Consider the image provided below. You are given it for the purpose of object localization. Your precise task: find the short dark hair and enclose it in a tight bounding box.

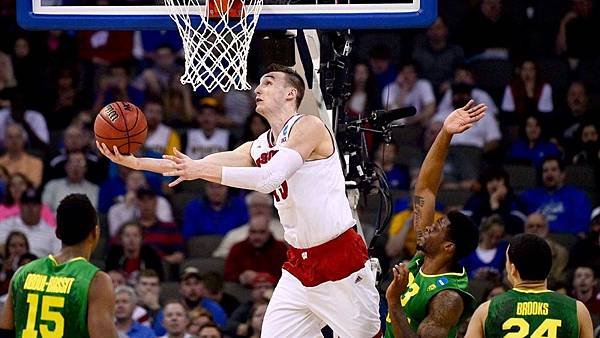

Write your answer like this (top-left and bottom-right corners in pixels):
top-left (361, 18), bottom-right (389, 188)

top-left (201, 271), bottom-right (224, 295)
top-left (480, 166), bottom-right (510, 188)
top-left (198, 322), bottom-right (223, 337)
top-left (541, 155), bottom-right (565, 172)
top-left (56, 194), bottom-right (98, 246)
top-left (446, 210), bottom-right (479, 260)
top-left (508, 234), bottom-right (552, 281)
top-left (266, 64), bottom-right (305, 109)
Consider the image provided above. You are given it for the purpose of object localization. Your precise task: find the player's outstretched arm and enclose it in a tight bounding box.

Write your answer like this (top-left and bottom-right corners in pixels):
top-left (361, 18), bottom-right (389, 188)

top-left (413, 100), bottom-right (486, 238)
top-left (464, 301), bottom-right (490, 338)
top-left (576, 300), bottom-right (594, 338)
top-left (96, 141), bottom-right (175, 174)
top-left (163, 115), bottom-right (328, 189)
top-left (88, 271), bottom-right (118, 338)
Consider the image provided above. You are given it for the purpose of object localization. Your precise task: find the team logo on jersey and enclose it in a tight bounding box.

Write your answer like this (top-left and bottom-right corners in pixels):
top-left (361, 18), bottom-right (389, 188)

top-left (427, 284), bottom-right (437, 292)
top-left (436, 277), bottom-right (449, 287)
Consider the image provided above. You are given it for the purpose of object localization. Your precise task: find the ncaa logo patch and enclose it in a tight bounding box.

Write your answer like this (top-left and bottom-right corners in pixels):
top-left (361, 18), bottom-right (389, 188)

top-left (436, 277), bottom-right (449, 287)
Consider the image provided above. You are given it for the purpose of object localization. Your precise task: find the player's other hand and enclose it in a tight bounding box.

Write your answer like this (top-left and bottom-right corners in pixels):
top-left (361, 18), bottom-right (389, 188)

top-left (386, 263), bottom-right (409, 305)
top-left (96, 141), bottom-right (139, 170)
top-left (162, 147), bottom-right (199, 188)
top-left (443, 100), bottom-right (486, 135)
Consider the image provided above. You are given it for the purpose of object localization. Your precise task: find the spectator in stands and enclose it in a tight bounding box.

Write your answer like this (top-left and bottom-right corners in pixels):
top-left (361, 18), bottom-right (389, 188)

top-left (93, 62), bottom-right (145, 113)
top-left (458, 0), bottom-right (519, 59)
top-left (0, 52), bottom-right (16, 108)
top-left (0, 188), bottom-right (59, 257)
top-left (368, 44), bottom-right (397, 94)
top-left (483, 283), bottom-right (508, 301)
top-left (224, 214), bottom-right (287, 284)
top-left (461, 214), bottom-right (508, 281)
top-left (572, 120), bottom-right (600, 167)
top-left (556, 0), bottom-right (600, 68)
top-left (198, 323), bottom-right (223, 338)
top-left (133, 45), bottom-right (181, 97)
top-left (523, 212), bottom-right (569, 286)
top-left (178, 267), bottom-right (228, 327)
top-left (507, 114), bottom-right (561, 168)
top-left (570, 207), bottom-right (600, 269)
top-left (571, 265), bottom-right (600, 319)
top-left (159, 301), bottom-right (194, 338)
top-left (106, 222), bottom-right (164, 284)
top-left (109, 269), bottom-right (127, 289)
top-left (185, 100), bottom-right (234, 160)
top-left (346, 63), bottom-right (380, 118)
top-left (42, 151), bottom-right (99, 212)
top-left (108, 170), bottom-right (173, 236)
top-left (247, 302), bottom-right (267, 338)
top-left (132, 31), bottom-right (183, 63)
top-left (213, 192), bottom-right (282, 259)
top-left (432, 83), bottom-right (502, 189)
top-left (463, 166), bottom-right (526, 235)
top-left (47, 124), bottom-right (106, 184)
top-left (520, 155), bottom-right (591, 235)
top-left (163, 71), bottom-right (194, 128)
top-left (0, 91), bottom-right (48, 153)
top-left (240, 113), bottom-right (269, 144)
top-left (0, 123), bottom-right (43, 188)
top-left (45, 68), bottom-right (83, 131)
top-left (381, 62), bottom-right (436, 126)
top-left (114, 285), bottom-right (157, 338)
top-left (0, 173), bottom-right (55, 226)
top-left (200, 272), bottom-right (240, 316)
top-left (412, 17), bottom-right (465, 95)
top-left (12, 36), bottom-right (44, 108)
top-left (556, 81), bottom-right (597, 151)
top-left (213, 86), bottom-right (257, 130)
top-left (225, 273), bottom-right (275, 338)
top-left (501, 60), bottom-right (553, 120)
top-left (183, 182), bottom-right (248, 238)
top-left (373, 143), bottom-right (410, 190)
top-left (0, 231), bottom-right (28, 295)
top-left (187, 308), bottom-right (214, 337)
top-left (437, 65), bottom-right (498, 118)
top-left (135, 269), bottom-right (162, 331)
top-left (143, 98), bottom-right (181, 156)
top-left (135, 188), bottom-right (183, 265)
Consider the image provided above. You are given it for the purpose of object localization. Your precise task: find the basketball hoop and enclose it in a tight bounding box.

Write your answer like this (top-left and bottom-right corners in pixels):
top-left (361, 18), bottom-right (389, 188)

top-left (164, 0), bottom-right (263, 92)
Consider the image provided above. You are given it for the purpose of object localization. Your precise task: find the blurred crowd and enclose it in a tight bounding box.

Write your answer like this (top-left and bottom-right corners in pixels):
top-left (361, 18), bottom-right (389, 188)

top-left (1, 0), bottom-right (600, 337)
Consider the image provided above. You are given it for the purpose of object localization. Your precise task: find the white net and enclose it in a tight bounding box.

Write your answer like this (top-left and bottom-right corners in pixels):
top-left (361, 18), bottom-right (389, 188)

top-left (164, 0), bottom-right (263, 92)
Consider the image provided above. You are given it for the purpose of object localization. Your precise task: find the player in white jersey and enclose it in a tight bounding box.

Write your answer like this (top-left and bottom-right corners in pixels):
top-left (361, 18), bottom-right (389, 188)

top-left (97, 64), bottom-right (381, 337)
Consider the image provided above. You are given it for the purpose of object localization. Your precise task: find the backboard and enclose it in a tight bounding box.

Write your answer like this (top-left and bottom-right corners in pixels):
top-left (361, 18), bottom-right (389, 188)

top-left (18, 0), bottom-right (436, 30)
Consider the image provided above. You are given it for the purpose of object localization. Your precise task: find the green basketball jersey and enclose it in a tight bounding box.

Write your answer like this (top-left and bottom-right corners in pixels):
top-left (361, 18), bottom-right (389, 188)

top-left (385, 254), bottom-right (475, 338)
top-left (484, 288), bottom-right (579, 338)
top-left (11, 255), bottom-right (99, 338)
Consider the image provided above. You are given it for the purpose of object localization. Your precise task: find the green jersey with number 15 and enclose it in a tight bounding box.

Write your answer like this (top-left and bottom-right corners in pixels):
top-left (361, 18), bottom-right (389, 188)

top-left (385, 254), bottom-right (475, 338)
top-left (11, 255), bottom-right (99, 338)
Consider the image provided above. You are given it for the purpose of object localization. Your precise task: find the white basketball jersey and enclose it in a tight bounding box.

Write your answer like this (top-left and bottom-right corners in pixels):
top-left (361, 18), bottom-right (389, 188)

top-left (186, 128), bottom-right (230, 160)
top-left (250, 114), bottom-right (355, 248)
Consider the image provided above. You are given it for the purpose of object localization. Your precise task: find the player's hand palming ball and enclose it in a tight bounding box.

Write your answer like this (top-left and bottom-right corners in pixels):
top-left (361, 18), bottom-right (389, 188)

top-left (94, 101), bottom-right (148, 154)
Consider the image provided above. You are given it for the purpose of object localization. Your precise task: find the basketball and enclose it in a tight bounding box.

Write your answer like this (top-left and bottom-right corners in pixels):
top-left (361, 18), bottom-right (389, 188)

top-left (94, 101), bottom-right (148, 154)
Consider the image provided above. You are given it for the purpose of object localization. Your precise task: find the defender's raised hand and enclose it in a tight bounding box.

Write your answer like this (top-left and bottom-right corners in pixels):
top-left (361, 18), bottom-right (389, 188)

top-left (443, 100), bottom-right (487, 135)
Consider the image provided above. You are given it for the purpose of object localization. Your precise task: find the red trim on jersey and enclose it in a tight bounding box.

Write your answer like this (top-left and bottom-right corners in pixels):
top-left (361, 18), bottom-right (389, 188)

top-left (283, 227), bottom-right (369, 287)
